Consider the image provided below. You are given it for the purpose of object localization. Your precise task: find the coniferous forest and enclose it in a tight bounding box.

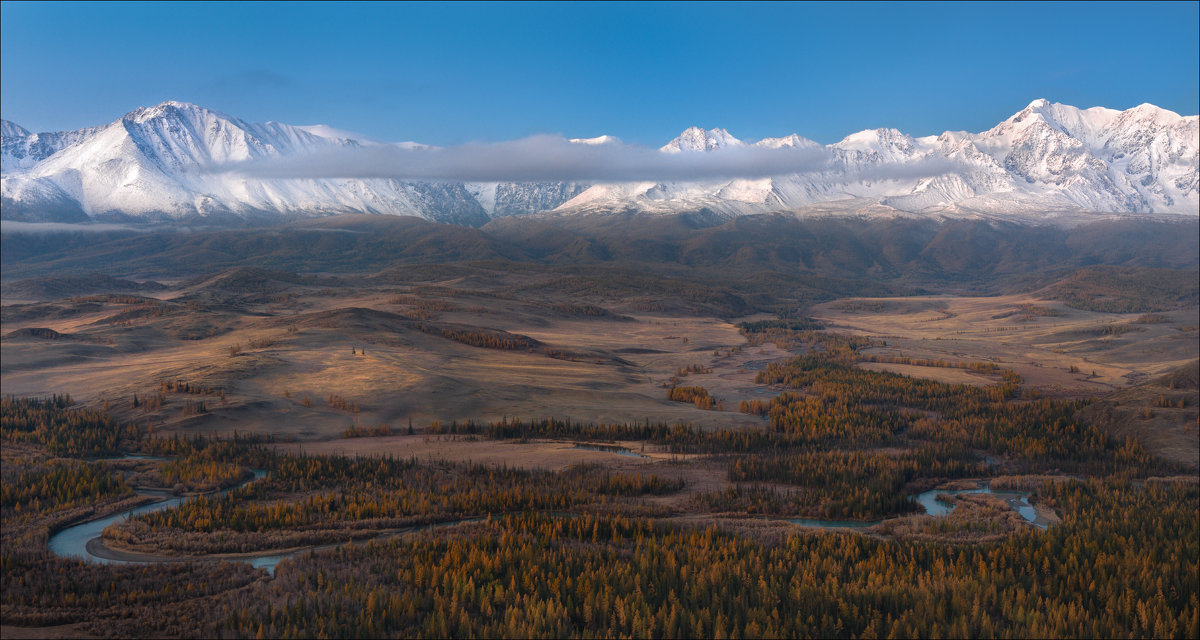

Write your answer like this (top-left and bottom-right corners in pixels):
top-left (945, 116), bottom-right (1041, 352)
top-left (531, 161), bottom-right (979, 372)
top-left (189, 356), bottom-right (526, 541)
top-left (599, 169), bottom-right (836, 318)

top-left (2, 316), bottom-right (1197, 639)
top-left (3, 184), bottom-right (1200, 640)
top-left (3, 1), bottom-right (1200, 634)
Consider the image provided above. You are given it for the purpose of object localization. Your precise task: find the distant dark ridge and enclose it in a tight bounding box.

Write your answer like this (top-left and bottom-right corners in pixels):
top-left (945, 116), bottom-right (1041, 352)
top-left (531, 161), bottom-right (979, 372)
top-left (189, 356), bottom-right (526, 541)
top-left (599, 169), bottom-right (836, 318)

top-left (182, 267), bottom-right (343, 293)
top-left (1039, 266), bottom-right (1200, 313)
top-left (262, 307), bottom-right (542, 352)
top-left (3, 214), bottom-right (1196, 292)
top-left (414, 322), bottom-right (542, 351)
top-left (4, 327), bottom-right (71, 340)
top-left (548, 302), bottom-right (633, 321)
top-left (1, 273), bottom-right (166, 300)
top-left (269, 307), bottom-right (415, 334)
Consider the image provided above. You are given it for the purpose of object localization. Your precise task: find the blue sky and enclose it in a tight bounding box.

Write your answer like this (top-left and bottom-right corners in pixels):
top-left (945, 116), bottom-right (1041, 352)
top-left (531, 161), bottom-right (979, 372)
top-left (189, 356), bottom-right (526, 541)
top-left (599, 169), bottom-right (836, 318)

top-left (2, 1), bottom-right (1197, 145)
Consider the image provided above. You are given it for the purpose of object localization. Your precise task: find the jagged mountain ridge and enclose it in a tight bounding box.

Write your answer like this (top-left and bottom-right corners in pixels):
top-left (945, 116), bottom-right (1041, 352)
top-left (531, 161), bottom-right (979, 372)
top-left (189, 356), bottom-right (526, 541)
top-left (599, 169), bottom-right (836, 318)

top-left (562, 101), bottom-right (1197, 220)
top-left (1, 99), bottom-right (1196, 225)
top-left (0, 103), bottom-right (578, 225)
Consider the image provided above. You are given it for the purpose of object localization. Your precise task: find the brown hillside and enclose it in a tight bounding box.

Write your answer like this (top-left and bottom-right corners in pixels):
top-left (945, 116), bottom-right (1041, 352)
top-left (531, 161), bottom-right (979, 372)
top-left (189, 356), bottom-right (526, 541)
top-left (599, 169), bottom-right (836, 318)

top-left (1077, 360), bottom-right (1200, 470)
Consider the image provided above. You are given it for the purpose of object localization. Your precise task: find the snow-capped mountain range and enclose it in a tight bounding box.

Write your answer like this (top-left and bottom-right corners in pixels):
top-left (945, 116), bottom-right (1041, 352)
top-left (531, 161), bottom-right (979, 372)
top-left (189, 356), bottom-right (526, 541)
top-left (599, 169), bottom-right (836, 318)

top-left (2, 99), bottom-right (1196, 225)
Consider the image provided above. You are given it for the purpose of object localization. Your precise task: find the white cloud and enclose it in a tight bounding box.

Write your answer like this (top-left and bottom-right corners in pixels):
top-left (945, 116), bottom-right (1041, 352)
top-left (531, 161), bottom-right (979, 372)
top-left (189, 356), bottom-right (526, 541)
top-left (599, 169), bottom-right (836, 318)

top-left (212, 134), bottom-right (961, 183)
top-left (0, 220), bottom-right (147, 233)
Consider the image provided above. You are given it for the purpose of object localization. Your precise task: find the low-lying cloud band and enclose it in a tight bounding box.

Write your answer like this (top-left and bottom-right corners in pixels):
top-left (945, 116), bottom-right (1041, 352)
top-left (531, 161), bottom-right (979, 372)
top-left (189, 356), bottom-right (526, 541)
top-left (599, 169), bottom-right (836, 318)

top-left (213, 135), bottom-right (961, 183)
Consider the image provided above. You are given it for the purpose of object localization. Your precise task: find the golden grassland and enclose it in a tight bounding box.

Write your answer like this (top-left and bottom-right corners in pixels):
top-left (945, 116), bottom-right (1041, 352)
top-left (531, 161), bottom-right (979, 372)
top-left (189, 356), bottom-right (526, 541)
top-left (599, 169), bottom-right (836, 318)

top-left (3, 283), bottom-right (1196, 472)
top-left (857, 361), bottom-right (998, 386)
top-left (813, 294), bottom-right (1199, 398)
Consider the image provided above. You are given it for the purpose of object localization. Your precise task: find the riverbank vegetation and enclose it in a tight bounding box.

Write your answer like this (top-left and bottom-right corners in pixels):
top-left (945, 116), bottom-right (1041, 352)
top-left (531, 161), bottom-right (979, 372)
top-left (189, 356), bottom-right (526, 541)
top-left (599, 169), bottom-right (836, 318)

top-left (106, 456), bottom-right (683, 554)
top-left (3, 322), bottom-right (1197, 637)
top-left (104, 480), bottom-right (1200, 639)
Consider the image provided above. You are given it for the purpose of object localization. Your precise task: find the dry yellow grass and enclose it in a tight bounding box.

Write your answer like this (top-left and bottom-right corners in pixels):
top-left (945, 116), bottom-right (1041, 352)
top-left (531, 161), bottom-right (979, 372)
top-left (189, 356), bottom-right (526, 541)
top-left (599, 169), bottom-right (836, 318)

top-left (856, 362), bottom-right (997, 386)
top-left (6, 286), bottom-right (1195, 445)
top-left (273, 435), bottom-right (728, 510)
top-left (814, 294), bottom-right (1199, 398)
top-left (1, 294), bottom-right (765, 440)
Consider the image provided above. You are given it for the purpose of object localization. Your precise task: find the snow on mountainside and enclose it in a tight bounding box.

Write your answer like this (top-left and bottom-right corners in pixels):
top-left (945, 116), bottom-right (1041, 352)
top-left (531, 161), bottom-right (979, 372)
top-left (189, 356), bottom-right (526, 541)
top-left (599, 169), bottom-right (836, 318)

top-left (660, 127), bottom-right (744, 153)
top-left (0, 102), bottom-right (577, 224)
top-left (1, 99), bottom-right (1196, 225)
top-left (557, 100), bottom-right (1197, 221)
top-left (1, 120), bottom-right (30, 138)
top-left (569, 135), bottom-right (621, 146)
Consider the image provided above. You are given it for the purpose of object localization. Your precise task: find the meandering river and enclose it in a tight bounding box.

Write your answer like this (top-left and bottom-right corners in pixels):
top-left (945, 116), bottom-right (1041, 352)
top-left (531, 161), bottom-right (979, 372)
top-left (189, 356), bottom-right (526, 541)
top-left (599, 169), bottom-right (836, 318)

top-left (47, 468), bottom-right (292, 571)
top-left (791, 484), bottom-right (1048, 530)
top-left (49, 457), bottom-right (1050, 574)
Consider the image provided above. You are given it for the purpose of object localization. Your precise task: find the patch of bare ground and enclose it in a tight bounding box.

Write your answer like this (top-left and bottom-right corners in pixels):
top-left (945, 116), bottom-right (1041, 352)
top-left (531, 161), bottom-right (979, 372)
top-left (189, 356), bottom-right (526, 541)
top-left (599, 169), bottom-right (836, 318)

top-left (0, 624), bottom-right (97, 639)
top-left (857, 362), bottom-right (997, 386)
top-left (1076, 360), bottom-right (1200, 470)
top-left (274, 436), bottom-right (679, 470)
top-left (988, 475), bottom-right (1080, 491)
top-left (813, 294), bottom-right (1199, 399)
top-left (660, 342), bottom-right (791, 416)
top-left (639, 458), bottom-right (731, 510)
top-left (274, 434), bottom-right (728, 512)
top-left (1145, 475), bottom-right (1200, 486)
top-left (2, 289), bottom-right (773, 441)
top-left (1034, 503), bottom-right (1062, 527)
top-left (936, 479), bottom-right (984, 490)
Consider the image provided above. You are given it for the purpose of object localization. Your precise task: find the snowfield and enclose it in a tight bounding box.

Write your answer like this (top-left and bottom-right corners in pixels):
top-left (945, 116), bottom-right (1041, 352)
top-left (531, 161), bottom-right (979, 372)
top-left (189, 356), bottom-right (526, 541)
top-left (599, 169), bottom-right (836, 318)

top-left (1, 99), bottom-right (1196, 225)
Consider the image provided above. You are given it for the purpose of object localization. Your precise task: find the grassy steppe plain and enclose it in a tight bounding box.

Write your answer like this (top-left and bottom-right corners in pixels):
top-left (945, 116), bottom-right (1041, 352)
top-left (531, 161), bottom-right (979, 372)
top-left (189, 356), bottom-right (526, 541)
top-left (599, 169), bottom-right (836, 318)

top-left (3, 279), bottom-right (1195, 451)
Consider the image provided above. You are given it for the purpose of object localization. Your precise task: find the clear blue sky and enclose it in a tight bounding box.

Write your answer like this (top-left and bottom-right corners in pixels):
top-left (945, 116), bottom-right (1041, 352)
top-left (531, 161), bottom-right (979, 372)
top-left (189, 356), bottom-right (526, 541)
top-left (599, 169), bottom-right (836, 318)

top-left (2, 1), bottom-right (1197, 145)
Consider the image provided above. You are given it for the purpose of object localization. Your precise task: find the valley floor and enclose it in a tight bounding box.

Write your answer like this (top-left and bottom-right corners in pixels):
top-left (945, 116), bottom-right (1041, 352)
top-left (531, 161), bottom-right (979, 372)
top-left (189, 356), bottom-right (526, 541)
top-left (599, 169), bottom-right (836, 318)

top-left (2, 259), bottom-right (1197, 638)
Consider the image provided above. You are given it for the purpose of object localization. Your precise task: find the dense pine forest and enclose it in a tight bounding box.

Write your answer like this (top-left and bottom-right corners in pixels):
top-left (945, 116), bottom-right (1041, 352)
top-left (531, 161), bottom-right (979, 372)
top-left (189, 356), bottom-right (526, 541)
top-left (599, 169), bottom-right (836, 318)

top-left (2, 320), bottom-right (1197, 638)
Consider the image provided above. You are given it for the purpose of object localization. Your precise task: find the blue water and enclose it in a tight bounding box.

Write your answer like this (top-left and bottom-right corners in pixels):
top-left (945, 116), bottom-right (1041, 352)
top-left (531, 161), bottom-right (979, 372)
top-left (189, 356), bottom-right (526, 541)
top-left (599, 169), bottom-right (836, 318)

top-left (914, 486), bottom-right (1041, 527)
top-left (47, 465), bottom-right (282, 570)
top-left (247, 554), bottom-right (292, 571)
top-left (48, 496), bottom-right (188, 562)
top-left (791, 485), bottom-right (1043, 530)
top-left (94, 454), bottom-right (171, 462)
top-left (54, 455), bottom-right (1044, 573)
top-left (49, 464), bottom-right (490, 575)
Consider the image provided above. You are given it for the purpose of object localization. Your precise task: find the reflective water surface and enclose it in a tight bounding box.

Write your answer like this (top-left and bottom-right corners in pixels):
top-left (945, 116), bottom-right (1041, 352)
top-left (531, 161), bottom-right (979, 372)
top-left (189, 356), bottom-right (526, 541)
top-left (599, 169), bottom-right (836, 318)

top-left (791, 485), bottom-right (1044, 530)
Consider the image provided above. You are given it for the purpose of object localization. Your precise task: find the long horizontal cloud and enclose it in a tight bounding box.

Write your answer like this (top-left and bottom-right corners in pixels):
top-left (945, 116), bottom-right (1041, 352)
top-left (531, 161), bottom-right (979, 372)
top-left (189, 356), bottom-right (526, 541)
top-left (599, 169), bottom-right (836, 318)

top-left (212, 135), bottom-right (964, 184)
top-left (0, 220), bottom-right (148, 233)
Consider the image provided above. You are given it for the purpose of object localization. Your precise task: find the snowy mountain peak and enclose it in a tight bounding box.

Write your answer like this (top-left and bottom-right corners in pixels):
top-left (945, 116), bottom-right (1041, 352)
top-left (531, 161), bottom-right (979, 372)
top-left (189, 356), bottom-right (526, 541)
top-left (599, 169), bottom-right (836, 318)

top-left (1, 119), bottom-right (31, 139)
top-left (1000, 99), bottom-right (1124, 141)
top-left (1123, 102), bottom-right (1188, 126)
top-left (835, 128), bottom-right (915, 154)
top-left (661, 127), bottom-right (743, 153)
top-left (755, 134), bottom-right (820, 149)
top-left (123, 100), bottom-right (228, 125)
top-left (2, 100), bottom-right (1196, 225)
top-left (1009, 98), bottom-right (1061, 122)
top-left (837, 127), bottom-right (901, 144)
top-left (569, 135), bottom-right (621, 146)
